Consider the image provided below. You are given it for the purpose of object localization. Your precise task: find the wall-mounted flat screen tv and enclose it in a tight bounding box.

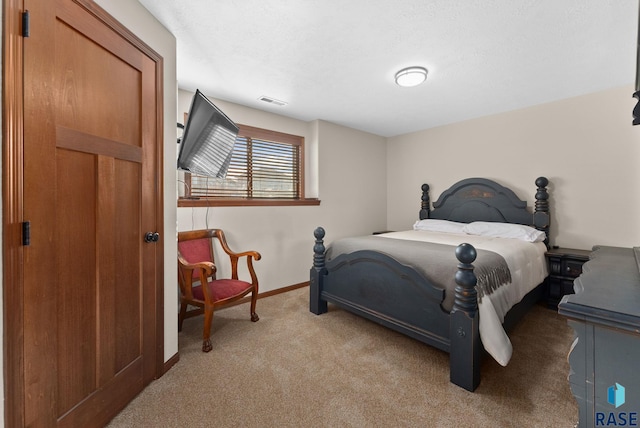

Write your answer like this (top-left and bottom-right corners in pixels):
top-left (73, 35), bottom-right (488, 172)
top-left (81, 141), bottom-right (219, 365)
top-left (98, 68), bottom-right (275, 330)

top-left (177, 89), bottom-right (239, 177)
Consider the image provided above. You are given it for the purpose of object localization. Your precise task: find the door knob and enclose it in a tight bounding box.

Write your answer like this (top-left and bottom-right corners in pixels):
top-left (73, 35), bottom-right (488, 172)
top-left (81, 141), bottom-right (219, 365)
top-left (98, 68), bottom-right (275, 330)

top-left (144, 232), bottom-right (160, 243)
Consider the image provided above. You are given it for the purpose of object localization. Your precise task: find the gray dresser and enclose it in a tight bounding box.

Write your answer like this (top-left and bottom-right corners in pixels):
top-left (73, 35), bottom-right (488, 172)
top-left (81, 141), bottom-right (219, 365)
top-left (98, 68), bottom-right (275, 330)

top-left (558, 246), bottom-right (640, 427)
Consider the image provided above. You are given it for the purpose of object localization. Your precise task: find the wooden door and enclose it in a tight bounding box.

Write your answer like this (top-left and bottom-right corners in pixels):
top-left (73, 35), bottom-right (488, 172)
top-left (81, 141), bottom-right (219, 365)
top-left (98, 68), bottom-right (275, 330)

top-left (3, 0), bottom-right (164, 426)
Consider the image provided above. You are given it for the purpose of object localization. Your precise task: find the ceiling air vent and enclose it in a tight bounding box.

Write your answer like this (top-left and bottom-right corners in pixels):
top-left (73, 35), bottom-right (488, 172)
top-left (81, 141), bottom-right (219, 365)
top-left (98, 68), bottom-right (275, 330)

top-left (258, 96), bottom-right (287, 106)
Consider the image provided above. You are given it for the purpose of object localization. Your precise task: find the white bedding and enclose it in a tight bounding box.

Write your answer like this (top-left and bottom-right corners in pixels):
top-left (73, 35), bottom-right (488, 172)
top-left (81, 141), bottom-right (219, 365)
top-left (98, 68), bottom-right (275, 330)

top-left (376, 229), bottom-right (548, 366)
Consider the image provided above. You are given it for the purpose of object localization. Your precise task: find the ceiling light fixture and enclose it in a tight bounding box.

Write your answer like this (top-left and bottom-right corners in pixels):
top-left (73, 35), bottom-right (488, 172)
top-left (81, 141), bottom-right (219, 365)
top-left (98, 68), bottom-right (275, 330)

top-left (394, 66), bottom-right (428, 87)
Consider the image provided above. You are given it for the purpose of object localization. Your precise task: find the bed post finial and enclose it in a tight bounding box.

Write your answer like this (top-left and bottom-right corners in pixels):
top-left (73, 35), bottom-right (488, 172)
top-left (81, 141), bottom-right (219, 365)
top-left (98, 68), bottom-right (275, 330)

top-left (450, 243), bottom-right (481, 392)
top-left (453, 243), bottom-right (478, 315)
top-left (313, 227), bottom-right (326, 270)
top-left (419, 184), bottom-right (431, 220)
top-left (310, 227), bottom-right (328, 314)
top-left (533, 177), bottom-right (550, 248)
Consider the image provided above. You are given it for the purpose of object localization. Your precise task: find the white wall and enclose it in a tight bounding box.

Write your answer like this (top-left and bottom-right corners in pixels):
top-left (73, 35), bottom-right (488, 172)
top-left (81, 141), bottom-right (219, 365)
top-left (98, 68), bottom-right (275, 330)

top-left (94, 0), bottom-right (179, 361)
top-left (177, 90), bottom-right (388, 293)
top-left (387, 85), bottom-right (640, 249)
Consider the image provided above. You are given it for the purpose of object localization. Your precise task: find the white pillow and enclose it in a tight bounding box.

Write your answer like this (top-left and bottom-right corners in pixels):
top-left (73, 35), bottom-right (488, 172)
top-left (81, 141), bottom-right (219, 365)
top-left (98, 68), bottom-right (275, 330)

top-left (462, 221), bottom-right (546, 243)
top-left (413, 219), bottom-right (466, 234)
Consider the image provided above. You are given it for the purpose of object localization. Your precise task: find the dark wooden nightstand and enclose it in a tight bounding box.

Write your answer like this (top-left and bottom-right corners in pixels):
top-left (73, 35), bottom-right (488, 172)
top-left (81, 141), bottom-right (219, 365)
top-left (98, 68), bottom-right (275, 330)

top-left (545, 247), bottom-right (591, 308)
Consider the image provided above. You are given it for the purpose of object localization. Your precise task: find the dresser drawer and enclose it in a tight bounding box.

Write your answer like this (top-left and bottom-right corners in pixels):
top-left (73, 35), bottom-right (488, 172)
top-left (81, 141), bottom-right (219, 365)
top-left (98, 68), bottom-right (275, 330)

top-left (562, 259), bottom-right (584, 279)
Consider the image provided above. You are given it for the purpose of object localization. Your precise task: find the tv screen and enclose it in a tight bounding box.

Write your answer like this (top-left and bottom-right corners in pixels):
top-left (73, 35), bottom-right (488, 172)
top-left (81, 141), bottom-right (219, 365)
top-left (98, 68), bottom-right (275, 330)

top-left (177, 90), bottom-right (239, 177)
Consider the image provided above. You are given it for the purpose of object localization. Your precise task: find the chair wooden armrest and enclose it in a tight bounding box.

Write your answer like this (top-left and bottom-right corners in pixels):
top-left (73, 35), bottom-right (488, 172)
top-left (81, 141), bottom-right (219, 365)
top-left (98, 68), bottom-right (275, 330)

top-left (177, 256), bottom-right (216, 300)
top-left (177, 255), bottom-right (216, 276)
top-left (211, 229), bottom-right (261, 280)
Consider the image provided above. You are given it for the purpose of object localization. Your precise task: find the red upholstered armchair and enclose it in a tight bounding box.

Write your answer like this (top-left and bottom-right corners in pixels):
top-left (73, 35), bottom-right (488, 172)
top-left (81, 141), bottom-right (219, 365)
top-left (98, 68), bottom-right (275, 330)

top-left (177, 229), bottom-right (261, 352)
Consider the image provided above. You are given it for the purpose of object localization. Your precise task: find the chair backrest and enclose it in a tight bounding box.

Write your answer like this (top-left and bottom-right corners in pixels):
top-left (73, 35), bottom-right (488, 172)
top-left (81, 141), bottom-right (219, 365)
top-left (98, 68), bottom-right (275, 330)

top-left (178, 233), bottom-right (216, 282)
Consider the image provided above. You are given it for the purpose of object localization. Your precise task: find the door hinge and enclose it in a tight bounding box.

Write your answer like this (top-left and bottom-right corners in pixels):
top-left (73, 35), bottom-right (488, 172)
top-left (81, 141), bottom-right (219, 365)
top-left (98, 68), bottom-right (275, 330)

top-left (22, 221), bottom-right (30, 246)
top-left (22, 10), bottom-right (30, 38)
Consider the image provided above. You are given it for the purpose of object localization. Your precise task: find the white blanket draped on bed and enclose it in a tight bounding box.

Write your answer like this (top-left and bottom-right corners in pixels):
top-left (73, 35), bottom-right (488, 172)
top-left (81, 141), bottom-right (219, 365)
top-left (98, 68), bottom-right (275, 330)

top-left (375, 230), bottom-right (548, 366)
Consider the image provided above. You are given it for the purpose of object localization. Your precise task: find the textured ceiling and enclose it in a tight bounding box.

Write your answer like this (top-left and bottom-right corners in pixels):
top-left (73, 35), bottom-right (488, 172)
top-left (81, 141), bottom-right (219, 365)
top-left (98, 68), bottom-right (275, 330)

top-left (138, 0), bottom-right (638, 137)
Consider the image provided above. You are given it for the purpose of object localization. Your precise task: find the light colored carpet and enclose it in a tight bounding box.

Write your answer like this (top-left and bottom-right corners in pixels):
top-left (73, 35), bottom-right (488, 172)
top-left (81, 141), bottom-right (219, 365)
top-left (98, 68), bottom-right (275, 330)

top-left (108, 287), bottom-right (578, 427)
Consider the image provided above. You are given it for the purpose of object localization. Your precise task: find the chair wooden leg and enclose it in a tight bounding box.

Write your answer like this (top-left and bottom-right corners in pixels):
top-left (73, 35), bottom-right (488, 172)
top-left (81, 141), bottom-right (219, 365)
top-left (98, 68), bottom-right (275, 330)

top-left (250, 291), bottom-right (259, 322)
top-left (202, 305), bottom-right (214, 352)
top-left (178, 302), bottom-right (188, 332)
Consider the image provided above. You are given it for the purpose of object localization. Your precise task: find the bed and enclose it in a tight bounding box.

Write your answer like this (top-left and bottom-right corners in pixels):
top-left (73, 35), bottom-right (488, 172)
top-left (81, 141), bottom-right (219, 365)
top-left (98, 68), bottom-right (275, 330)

top-left (309, 177), bottom-right (550, 391)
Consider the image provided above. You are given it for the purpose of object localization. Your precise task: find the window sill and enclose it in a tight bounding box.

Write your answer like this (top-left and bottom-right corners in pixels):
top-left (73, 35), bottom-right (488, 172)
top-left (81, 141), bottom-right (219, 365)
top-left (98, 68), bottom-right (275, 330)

top-left (178, 198), bottom-right (321, 208)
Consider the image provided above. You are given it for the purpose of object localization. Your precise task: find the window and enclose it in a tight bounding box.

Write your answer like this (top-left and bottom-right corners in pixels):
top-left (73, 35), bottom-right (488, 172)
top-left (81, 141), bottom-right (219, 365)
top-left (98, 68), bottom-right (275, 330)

top-left (179, 124), bottom-right (319, 207)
